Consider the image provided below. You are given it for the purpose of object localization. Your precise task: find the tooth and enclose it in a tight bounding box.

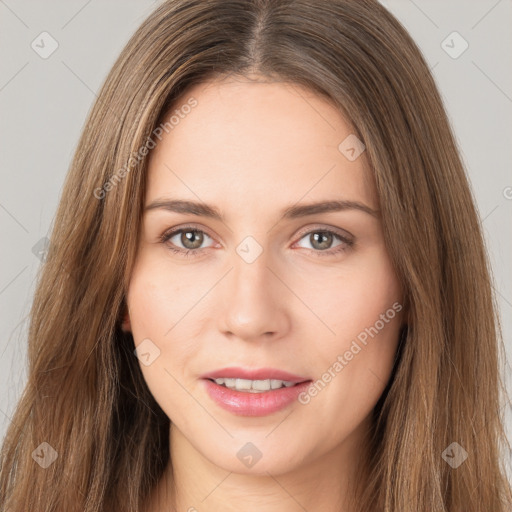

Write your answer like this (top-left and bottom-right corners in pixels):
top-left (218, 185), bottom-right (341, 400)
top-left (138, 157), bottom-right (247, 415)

top-left (270, 379), bottom-right (283, 390)
top-left (253, 379), bottom-right (272, 391)
top-left (235, 378), bottom-right (252, 390)
top-left (212, 377), bottom-right (297, 392)
top-left (224, 378), bottom-right (236, 389)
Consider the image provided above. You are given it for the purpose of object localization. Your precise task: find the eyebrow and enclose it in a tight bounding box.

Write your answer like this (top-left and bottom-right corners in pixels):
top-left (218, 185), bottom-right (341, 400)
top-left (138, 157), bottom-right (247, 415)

top-left (145, 198), bottom-right (379, 220)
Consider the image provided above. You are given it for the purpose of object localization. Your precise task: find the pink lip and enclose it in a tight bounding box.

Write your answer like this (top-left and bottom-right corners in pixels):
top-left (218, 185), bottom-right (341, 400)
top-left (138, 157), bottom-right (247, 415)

top-left (200, 367), bottom-right (312, 417)
top-left (200, 367), bottom-right (309, 383)
top-left (202, 380), bottom-right (312, 416)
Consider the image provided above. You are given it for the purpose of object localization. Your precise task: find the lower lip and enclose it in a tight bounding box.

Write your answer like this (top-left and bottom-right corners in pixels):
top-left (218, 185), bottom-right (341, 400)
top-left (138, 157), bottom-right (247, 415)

top-left (202, 379), bottom-right (312, 416)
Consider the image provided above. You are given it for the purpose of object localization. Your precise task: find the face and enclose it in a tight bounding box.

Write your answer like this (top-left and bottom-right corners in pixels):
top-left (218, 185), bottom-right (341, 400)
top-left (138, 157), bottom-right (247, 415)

top-left (125, 76), bottom-right (404, 477)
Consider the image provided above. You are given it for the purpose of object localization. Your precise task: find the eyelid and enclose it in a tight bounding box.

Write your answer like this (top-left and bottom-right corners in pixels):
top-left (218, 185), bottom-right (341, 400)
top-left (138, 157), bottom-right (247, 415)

top-left (293, 223), bottom-right (354, 243)
top-left (160, 223), bottom-right (218, 246)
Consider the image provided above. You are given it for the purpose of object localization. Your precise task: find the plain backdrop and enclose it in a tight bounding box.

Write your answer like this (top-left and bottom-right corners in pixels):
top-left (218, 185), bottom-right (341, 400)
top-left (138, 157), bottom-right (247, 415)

top-left (1, 0), bottom-right (511, 477)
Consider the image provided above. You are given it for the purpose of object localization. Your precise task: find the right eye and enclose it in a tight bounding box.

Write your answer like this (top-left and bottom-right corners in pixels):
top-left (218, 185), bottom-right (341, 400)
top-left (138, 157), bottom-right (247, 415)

top-left (160, 226), bottom-right (216, 258)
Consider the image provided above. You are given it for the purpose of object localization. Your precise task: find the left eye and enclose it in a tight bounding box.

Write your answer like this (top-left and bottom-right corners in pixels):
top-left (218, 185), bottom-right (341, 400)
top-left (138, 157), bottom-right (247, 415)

top-left (295, 230), bottom-right (351, 254)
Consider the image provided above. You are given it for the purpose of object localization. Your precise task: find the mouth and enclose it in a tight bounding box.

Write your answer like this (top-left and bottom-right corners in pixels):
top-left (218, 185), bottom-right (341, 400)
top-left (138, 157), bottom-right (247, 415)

top-left (200, 367), bottom-right (312, 416)
top-left (201, 366), bottom-right (310, 390)
top-left (205, 377), bottom-right (301, 393)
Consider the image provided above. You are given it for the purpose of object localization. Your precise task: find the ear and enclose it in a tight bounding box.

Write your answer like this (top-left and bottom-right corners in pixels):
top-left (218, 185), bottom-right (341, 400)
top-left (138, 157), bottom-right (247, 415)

top-left (120, 304), bottom-right (131, 332)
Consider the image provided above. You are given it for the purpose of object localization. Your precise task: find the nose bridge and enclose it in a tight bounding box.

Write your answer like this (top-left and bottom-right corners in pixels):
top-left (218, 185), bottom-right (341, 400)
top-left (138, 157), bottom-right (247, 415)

top-left (218, 239), bottom-right (289, 340)
top-left (230, 233), bottom-right (272, 298)
top-left (231, 244), bottom-right (273, 314)
top-left (233, 248), bottom-right (268, 300)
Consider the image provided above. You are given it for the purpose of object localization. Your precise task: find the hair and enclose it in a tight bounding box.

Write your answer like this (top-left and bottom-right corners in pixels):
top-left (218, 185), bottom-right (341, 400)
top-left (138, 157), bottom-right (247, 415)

top-left (1, 0), bottom-right (510, 510)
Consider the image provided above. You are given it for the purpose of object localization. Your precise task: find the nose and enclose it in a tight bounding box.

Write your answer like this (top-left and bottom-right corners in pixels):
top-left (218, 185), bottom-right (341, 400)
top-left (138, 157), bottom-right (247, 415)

top-left (217, 249), bottom-right (291, 343)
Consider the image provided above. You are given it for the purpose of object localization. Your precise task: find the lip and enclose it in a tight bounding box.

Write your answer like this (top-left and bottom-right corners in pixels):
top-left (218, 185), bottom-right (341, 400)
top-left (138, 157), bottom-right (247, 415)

top-left (202, 380), bottom-right (312, 416)
top-left (201, 367), bottom-right (312, 417)
top-left (200, 367), bottom-right (310, 383)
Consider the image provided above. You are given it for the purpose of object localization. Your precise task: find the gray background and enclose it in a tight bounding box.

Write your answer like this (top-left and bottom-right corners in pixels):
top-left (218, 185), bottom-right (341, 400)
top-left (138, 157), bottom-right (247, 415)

top-left (1, 0), bottom-right (511, 476)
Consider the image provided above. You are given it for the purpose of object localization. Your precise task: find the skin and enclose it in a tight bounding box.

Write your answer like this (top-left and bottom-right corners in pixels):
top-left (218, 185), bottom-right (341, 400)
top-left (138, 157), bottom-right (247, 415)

top-left (124, 75), bottom-right (404, 512)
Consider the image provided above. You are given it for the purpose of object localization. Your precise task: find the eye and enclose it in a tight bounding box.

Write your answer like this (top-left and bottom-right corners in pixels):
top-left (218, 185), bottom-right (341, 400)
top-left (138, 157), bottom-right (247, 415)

top-left (160, 226), bottom-right (215, 258)
top-left (294, 228), bottom-right (353, 257)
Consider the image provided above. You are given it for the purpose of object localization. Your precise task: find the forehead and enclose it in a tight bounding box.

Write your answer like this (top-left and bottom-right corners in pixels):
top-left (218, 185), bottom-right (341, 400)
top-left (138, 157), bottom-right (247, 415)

top-left (145, 77), bottom-right (377, 216)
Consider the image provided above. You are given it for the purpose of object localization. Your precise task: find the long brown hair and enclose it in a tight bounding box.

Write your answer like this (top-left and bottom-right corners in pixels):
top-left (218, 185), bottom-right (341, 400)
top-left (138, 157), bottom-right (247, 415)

top-left (1, 0), bottom-right (510, 510)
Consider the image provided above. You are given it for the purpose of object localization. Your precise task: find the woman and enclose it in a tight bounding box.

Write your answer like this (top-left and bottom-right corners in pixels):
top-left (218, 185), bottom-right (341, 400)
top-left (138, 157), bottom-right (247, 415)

top-left (1, 0), bottom-right (510, 511)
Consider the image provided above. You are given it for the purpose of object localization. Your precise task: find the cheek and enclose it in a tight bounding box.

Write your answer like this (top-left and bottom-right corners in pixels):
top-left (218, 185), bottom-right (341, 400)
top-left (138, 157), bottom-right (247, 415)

top-left (125, 257), bottom-right (203, 422)
top-left (126, 252), bottom-right (202, 340)
top-left (306, 245), bottom-right (403, 348)
top-left (312, 315), bottom-right (401, 441)
top-left (330, 268), bottom-right (402, 349)
top-left (301, 247), bottom-right (403, 407)
top-left (126, 282), bottom-right (168, 342)
top-left (125, 250), bottom-right (214, 380)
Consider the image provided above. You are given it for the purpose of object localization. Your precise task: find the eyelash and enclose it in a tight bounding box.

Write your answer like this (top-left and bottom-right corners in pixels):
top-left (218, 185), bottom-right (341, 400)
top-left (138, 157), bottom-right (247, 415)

top-left (159, 224), bottom-right (354, 259)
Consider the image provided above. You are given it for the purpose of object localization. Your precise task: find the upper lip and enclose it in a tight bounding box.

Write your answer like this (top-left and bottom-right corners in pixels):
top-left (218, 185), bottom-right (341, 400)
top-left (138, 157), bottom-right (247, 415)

top-left (201, 367), bottom-right (311, 383)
